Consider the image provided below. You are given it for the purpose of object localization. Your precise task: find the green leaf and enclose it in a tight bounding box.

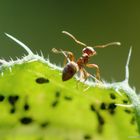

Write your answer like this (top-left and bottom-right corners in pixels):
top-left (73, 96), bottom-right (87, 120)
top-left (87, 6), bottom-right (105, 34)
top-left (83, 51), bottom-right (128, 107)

top-left (0, 34), bottom-right (139, 140)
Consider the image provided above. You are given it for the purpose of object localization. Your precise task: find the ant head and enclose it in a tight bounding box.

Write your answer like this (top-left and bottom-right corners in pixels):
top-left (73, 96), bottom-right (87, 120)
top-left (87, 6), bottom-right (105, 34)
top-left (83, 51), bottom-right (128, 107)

top-left (82, 47), bottom-right (96, 57)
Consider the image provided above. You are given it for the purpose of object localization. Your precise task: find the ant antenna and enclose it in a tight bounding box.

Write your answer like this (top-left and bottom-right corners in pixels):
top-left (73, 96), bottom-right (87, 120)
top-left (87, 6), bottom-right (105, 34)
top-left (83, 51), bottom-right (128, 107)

top-left (62, 31), bottom-right (87, 47)
top-left (62, 31), bottom-right (121, 49)
top-left (94, 42), bottom-right (121, 48)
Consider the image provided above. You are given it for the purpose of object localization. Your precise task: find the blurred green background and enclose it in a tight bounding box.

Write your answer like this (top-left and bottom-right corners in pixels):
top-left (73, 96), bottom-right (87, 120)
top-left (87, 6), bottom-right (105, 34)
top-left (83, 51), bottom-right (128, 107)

top-left (0, 0), bottom-right (139, 90)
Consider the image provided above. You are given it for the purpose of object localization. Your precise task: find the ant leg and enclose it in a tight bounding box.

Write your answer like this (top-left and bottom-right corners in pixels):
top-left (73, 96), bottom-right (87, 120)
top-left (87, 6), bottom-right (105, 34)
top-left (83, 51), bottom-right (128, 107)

top-left (80, 68), bottom-right (90, 82)
top-left (80, 68), bottom-right (92, 91)
top-left (52, 48), bottom-right (75, 65)
top-left (82, 68), bottom-right (90, 81)
top-left (63, 51), bottom-right (75, 66)
top-left (62, 51), bottom-right (75, 66)
top-left (86, 64), bottom-right (100, 80)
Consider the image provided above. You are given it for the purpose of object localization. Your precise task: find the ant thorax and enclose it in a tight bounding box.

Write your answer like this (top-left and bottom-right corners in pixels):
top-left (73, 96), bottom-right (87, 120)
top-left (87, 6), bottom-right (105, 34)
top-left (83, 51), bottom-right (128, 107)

top-left (77, 53), bottom-right (89, 68)
top-left (82, 53), bottom-right (89, 64)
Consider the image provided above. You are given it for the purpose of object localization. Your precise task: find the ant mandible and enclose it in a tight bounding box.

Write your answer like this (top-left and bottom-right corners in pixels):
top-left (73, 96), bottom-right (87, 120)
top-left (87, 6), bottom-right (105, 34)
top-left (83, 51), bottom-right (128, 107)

top-left (52, 31), bottom-right (121, 82)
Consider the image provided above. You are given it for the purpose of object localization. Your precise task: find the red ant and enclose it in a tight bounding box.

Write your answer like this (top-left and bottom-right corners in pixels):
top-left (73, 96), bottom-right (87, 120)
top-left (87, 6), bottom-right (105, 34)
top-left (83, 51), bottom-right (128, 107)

top-left (52, 31), bottom-right (121, 82)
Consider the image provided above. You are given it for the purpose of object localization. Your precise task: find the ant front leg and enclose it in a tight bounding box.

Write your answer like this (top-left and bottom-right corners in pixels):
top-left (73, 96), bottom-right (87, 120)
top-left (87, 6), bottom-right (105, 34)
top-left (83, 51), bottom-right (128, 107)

top-left (64, 51), bottom-right (75, 66)
top-left (52, 48), bottom-right (75, 66)
top-left (86, 63), bottom-right (100, 80)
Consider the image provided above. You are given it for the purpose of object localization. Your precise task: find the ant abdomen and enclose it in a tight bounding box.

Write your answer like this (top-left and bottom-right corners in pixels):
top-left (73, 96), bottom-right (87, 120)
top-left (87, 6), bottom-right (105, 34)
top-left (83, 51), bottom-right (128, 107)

top-left (62, 62), bottom-right (79, 81)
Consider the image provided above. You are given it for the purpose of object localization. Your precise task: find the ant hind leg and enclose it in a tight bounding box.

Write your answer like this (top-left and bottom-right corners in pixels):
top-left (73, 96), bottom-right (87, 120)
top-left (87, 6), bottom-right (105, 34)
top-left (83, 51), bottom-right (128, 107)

top-left (82, 68), bottom-right (90, 82)
top-left (86, 63), bottom-right (100, 81)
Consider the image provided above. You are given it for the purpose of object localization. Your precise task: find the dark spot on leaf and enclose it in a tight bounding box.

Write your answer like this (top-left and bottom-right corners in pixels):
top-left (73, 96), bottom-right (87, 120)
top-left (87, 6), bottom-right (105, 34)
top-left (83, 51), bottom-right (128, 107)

top-left (55, 91), bottom-right (60, 98)
top-left (96, 111), bottom-right (105, 133)
top-left (97, 112), bottom-right (104, 125)
top-left (109, 110), bottom-right (115, 114)
top-left (24, 103), bottom-right (30, 111)
top-left (108, 103), bottom-right (116, 110)
top-left (8, 95), bottom-right (19, 105)
top-left (0, 95), bottom-right (5, 102)
top-left (64, 96), bottom-right (72, 101)
top-left (90, 104), bottom-right (104, 133)
top-left (90, 104), bottom-right (96, 112)
top-left (36, 77), bottom-right (50, 84)
top-left (110, 93), bottom-right (116, 100)
top-left (130, 116), bottom-right (135, 125)
top-left (124, 109), bottom-right (132, 114)
top-left (100, 102), bottom-right (106, 110)
top-left (40, 122), bottom-right (50, 128)
top-left (52, 100), bottom-right (59, 107)
top-left (123, 100), bottom-right (128, 104)
top-left (98, 125), bottom-right (103, 133)
top-left (108, 103), bottom-right (117, 115)
top-left (10, 107), bottom-right (16, 114)
top-left (84, 135), bottom-right (92, 139)
top-left (20, 117), bottom-right (33, 125)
